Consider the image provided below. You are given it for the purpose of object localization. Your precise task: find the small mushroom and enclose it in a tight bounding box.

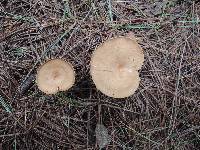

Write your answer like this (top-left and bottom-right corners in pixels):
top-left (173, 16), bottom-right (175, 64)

top-left (90, 37), bottom-right (144, 98)
top-left (36, 59), bottom-right (75, 94)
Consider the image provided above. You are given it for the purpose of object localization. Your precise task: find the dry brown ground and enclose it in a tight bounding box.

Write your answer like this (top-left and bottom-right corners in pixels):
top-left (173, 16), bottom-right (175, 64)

top-left (0, 0), bottom-right (200, 149)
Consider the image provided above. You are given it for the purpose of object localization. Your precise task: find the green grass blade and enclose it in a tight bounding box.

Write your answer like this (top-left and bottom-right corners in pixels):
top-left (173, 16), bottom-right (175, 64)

top-left (107, 0), bottom-right (113, 23)
top-left (0, 95), bottom-right (12, 113)
top-left (114, 23), bottom-right (160, 30)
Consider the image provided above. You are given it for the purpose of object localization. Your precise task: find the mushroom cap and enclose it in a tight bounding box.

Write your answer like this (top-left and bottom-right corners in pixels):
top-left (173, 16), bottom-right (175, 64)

top-left (36, 59), bottom-right (75, 94)
top-left (90, 37), bottom-right (144, 98)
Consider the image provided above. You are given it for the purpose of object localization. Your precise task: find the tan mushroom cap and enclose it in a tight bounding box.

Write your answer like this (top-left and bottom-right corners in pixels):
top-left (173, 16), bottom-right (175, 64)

top-left (36, 59), bottom-right (75, 94)
top-left (90, 37), bottom-right (144, 98)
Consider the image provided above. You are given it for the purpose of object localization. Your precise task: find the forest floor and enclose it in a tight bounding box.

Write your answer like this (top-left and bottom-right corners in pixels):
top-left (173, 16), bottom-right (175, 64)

top-left (0, 0), bottom-right (200, 149)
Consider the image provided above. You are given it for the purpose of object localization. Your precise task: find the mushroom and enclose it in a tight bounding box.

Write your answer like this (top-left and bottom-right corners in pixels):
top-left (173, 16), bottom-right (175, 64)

top-left (36, 59), bottom-right (75, 94)
top-left (90, 37), bottom-right (144, 98)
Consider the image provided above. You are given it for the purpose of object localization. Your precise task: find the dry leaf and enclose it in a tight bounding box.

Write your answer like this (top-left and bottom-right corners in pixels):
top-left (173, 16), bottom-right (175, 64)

top-left (95, 124), bottom-right (111, 149)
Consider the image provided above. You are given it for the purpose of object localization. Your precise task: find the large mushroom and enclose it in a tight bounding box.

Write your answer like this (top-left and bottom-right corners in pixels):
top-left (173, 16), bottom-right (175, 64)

top-left (36, 59), bottom-right (75, 94)
top-left (90, 37), bottom-right (144, 98)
